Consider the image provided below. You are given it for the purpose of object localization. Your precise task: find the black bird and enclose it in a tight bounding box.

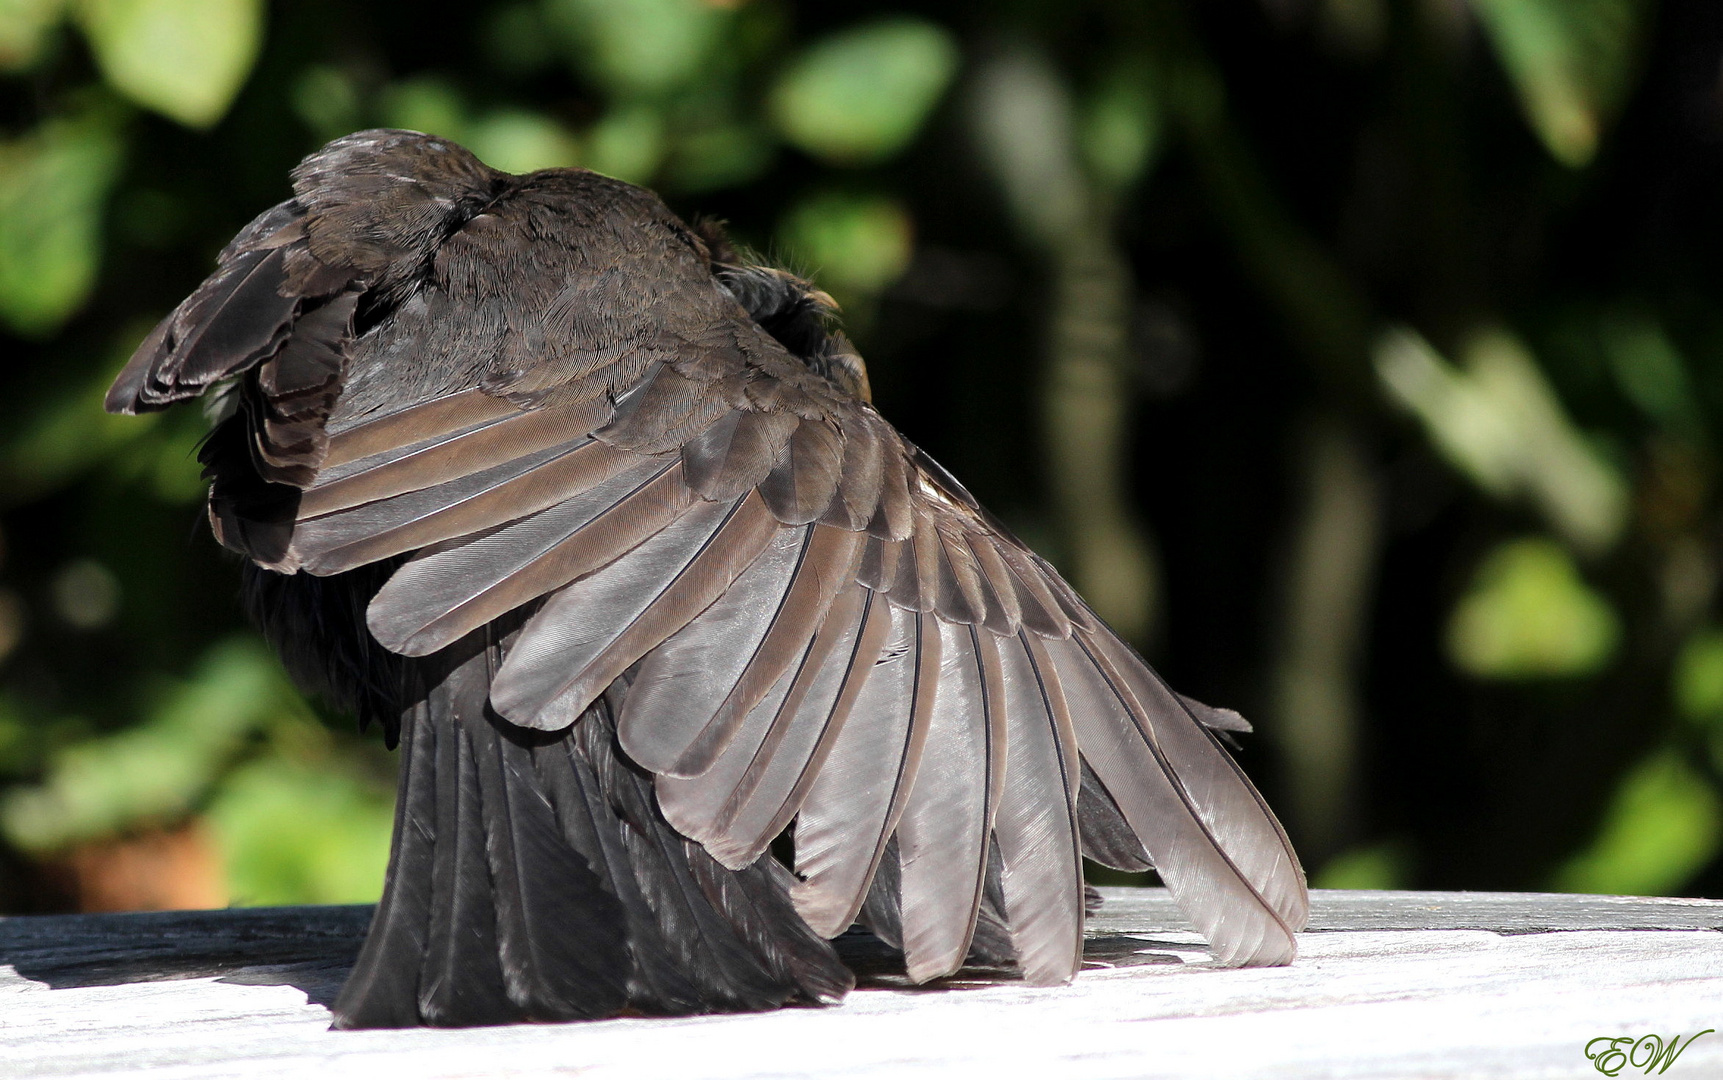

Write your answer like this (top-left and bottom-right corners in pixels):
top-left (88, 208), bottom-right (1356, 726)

top-left (105, 130), bottom-right (1308, 1028)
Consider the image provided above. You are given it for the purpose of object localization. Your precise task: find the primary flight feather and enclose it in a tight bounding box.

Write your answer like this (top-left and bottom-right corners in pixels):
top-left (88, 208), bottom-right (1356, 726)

top-left (107, 130), bottom-right (1308, 1027)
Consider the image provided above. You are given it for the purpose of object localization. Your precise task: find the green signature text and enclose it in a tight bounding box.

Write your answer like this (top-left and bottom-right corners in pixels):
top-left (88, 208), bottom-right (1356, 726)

top-left (1585, 1031), bottom-right (1713, 1076)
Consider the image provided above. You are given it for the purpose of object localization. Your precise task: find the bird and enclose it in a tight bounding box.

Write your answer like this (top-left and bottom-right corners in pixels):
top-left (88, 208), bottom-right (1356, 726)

top-left (105, 129), bottom-right (1308, 1028)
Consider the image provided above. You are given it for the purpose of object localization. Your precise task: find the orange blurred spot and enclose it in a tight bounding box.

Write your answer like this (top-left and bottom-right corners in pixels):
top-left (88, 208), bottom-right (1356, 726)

top-left (61, 819), bottom-right (228, 912)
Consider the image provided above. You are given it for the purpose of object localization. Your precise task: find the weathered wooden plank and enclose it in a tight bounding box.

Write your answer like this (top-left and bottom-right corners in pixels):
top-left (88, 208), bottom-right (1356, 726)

top-left (1091, 887), bottom-right (1723, 934)
top-left (2, 890), bottom-right (1720, 1079)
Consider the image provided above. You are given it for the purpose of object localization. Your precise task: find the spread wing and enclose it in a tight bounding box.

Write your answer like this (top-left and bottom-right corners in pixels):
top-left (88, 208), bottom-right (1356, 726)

top-left (108, 129), bottom-right (1307, 985)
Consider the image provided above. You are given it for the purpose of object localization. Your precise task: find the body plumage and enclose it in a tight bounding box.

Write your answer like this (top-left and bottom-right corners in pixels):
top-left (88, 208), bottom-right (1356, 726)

top-left (106, 130), bottom-right (1307, 1027)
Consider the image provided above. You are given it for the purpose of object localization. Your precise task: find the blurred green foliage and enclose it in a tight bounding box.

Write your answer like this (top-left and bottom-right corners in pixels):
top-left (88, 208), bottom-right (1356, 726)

top-left (1447, 537), bottom-right (1620, 679)
top-left (3, 0), bottom-right (1723, 912)
top-left (0, 110), bottom-right (123, 335)
top-left (1469, 0), bottom-right (1644, 166)
top-left (778, 191), bottom-right (912, 299)
top-left (208, 754), bottom-right (392, 905)
top-left (78, 0), bottom-right (264, 128)
top-left (768, 17), bottom-right (957, 165)
top-left (1556, 750), bottom-right (1721, 895)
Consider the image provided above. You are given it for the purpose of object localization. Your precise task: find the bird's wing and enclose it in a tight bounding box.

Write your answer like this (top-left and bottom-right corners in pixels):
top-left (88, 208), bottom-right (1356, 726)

top-left (106, 129), bottom-right (1306, 985)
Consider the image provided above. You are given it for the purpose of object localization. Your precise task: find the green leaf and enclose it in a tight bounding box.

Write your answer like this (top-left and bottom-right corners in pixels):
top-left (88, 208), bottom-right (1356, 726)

top-left (77, 0), bottom-right (263, 128)
top-left (378, 76), bottom-right (470, 143)
top-left (467, 109), bottom-right (581, 174)
top-left (1375, 327), bottom-right (1628, 554)
top-left (1600, 310), bottom-right (1702, 436)
top-left (1079, 64), bottom-right (1161, 196)
top-left (548, 0), bottom-right (725, 98)
top-left (0, 111), bottom-right (124, 336)
top-left (1555, 750), bottom-right (1720, 895)
top-left (1675, 628), bottom-right (1723, 727)
top-left (584, 103), bottom-right (665, 184)
top-left (777, 192), bottom-right (912, 298)
top-left (0, 637), bottom-right (296, 852)
top-left (969, 50), bottom-right (1087, 247)
top-left (770, 17), bottom-right (959, 166)
top-left (1312, 841), bottom-right (1411, 890)
top-left (207, 757), bottom-right (393, 905)
top-left (666, 122), bottom-right (771, 192)
top-left (0, 0), bottom-right (65, 71)
top-left (1469, 0), bottom-right (1646, 167)
top-left (290, 65), bottom-right (362, 143)
top-left (1447, 537), bottom-right (1620, 680)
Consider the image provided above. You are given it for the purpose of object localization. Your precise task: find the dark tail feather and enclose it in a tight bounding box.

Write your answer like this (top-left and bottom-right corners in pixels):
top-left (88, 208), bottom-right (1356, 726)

top-left (333, 639), bottom-right (850, 1028)
top-left (467, 707), bottom-right (632, 1020)
top-left (531, 715), bottom-right (709, 1015)
top-left (565, 682), bottom-right (852, 1010)
top-left (331, 697), bottom-right (436, 1029)
top-left (1076, 757), bottom-right (1153, 872)
top-left (415, 687), bottom-right (514, 1026)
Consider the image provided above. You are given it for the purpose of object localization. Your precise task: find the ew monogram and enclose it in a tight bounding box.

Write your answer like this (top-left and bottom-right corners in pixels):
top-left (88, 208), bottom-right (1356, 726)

top-left (1585, 1031), bottom-right (1714, 1076)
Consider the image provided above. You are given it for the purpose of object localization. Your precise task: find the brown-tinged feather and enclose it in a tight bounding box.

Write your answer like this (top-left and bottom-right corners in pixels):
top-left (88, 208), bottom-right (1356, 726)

top-left (855, 534), bottom-right (903, 593)
top-left (660, 525), bottom-right (864, 777)
top-left (933, 523), bottom-right (987, 626)
top-left (1083, 628), bottom-right (1306, 930)
top-left (295, 440), bottom-right (642, 575)
top-left (759, 419), bottom-right (845, 525)
top-left (701, 586), bottom-right (891, 867)
top-left (657, 585), bottom-right (868, 867)
top-left (995, 632), bottom-right (1084, 985)
top-left (868, 439), bottom-right (915, 541)
top-left (820, 411), bottom-right (885, 532)
top-left (992, 543), bottom-right (1073, 639)
top-left (618, 526), bottom-right (809, 774)
top-left (894, 620), bottom-right (1001, 983)
top-left (965, 533), bottom-right (1025, 636)
top-left (597, 363), bottom-right (734, 457)
top-left (366, 457), bottom-right (685, 655)
top-left (681, 408), bottom-right (801, 501)
top-left (489, 493), bottom-right (778, 729)
top-left (303, 397), bottom-right (611, 516)
top-left (1048, 630), bottom-right (1303, 967)
top-left (791, 605), bottom-right (938, 937)
top-left (322, 389), bottom-right (522, 468)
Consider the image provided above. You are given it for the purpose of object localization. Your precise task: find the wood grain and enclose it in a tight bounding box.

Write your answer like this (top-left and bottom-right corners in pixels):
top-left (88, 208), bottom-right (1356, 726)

top-left (3, 889), bottom-right (1721, 1079)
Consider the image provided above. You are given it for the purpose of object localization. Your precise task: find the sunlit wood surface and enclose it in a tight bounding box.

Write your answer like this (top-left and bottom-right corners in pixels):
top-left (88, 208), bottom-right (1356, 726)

top-left (4, 889), bottom-right (1721, 1079)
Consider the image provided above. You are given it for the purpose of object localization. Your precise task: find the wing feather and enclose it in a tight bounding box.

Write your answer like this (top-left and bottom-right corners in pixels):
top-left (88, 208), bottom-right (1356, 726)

top-left (994, 632), bottom-right (1084, 985)
top-left (1048, 629), bottom-right (1306, 967)
top-left (1083, 628), bottom-right (1306, 929)
top-left (490, 491), bottom-right (780, 730)
top-left (689, 586), bottom-right (891, 868)
top-left (759, 419), bottom-right (845, 525)
top-left (321, 389), bottom-right (521, 469)
top-left (648, 525), bottom-right (865, 777)
top-left (618, 526), bottom-right (810, 773)
top-left (108, 245), bottom-right (300, 412)
top-left (893, 620), bottom-right (1003, 982)
top-left (366, 456), bottom-right (686, 655)
top-left (302, 397), bottom-right (612, 516)
top-left (293, 440), bottom-right (639, 574)
top-left (791, 606), bottom-right (937, 937)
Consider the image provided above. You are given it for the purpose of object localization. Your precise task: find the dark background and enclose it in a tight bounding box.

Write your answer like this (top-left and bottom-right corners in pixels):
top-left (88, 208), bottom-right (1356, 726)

top-left (1, 0), bottom-right (1719, 912)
